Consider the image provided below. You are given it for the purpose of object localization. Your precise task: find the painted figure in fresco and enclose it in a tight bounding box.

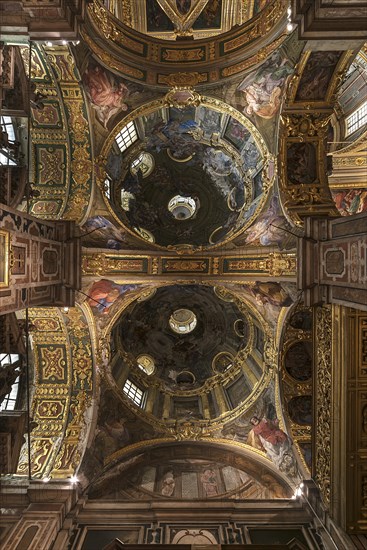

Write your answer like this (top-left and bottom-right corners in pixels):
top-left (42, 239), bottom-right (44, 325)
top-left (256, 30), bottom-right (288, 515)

top-left (82, 216), bottom-right (129, 250)
top-left (87, 279), bottom-right (138, 314)
top-left (161, 470), bottom-right (175, 496)
top-left (288, 396), bottom-right (312, 426)
top-left (296, 51), bottom-right (342, 101)
top-left (238, 52), bottom-right (293, 119)
top-left (244, 281), bottom-right (293, 307)
top-left (289, 310), bottom-right (312, 331)
top-left (240, 195), bottom-right (296, 250)
top-left (332, 189), bottom-right (367, 216)
top-left (83, 64), bottom-right (129, 127)
top-left (104, 418), bottom-right (130, 445)
top-left (200, 468), bottom-right (218, 497)
top-left (146, 0), bottom-right (174, 31)
top-left (194, 0), bottom-right (221, 28)
top-left (247, 415), bottom-right (291, 469)
top-left (148, 118), bottom-right (201, 159)
top-left (285, 342), bottom-right (312, 381)
top-left (224, 117), bottom-right (250, 151)
top-left (197, 107), bottom-right (221, 136)
top-left (299, 442), bottom-right (312, 469)
top-left (94, 417), bottom-right (131, 460)
top-left (287, 142), bottom-right (317, 185)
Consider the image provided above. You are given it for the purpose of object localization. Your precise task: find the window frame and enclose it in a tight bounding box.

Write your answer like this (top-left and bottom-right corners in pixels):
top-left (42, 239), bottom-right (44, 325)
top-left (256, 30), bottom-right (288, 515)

top-left (345, 100), bottom-right (367, 136)
top-left (115, 121), bottom-right (138, 153)
top-left (122, 378), bottom-right (145, 407)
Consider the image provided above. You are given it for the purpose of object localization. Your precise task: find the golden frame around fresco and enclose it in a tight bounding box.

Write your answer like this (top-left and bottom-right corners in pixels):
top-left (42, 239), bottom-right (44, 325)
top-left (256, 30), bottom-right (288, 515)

top-left (0, 229), bottom-right (10, 288)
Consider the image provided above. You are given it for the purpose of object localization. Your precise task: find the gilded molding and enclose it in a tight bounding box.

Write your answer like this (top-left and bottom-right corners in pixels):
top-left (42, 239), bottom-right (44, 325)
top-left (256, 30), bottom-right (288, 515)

top-left (81, 250), bottom-right (296, 278)
top-left (314, 305), bottom-right (333, 504)
top-left (84, 0), bottom-right (287, 86)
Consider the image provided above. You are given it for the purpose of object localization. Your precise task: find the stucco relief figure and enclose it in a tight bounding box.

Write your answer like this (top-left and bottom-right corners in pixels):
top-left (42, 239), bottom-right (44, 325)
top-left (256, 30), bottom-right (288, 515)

top-left (247, 416), bottom-right (291, 469)
top-left (161, 470), bottom-right (175, 496)
top-left (238, 52), bottom-right (293, 119)
top-left (83, 65), bottom-right (129, 127)
top-left (200, 468), bottom-right (219, 497)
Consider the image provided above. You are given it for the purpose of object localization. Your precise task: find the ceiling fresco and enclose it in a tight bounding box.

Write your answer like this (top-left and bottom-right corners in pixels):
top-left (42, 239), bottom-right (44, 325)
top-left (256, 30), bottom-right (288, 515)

top-left (81, 59), bottom-right (162, 129)
top-left (112, 284), bottom-right (260, 391)
top-left (101, 100), bottom-right (274, 250)
top-left (70, 281), bottom-right (302, 494)
top-left (107, 0), bottom-right (272, 41)
top-left (86, 445), bottom-right (292, 501)
top-left (9, 8), bottom-right (365, 505)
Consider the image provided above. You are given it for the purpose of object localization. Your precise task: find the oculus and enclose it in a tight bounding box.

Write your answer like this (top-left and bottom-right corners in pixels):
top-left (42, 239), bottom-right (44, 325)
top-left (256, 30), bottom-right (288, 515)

top-left (169, 308), bottom-right (197, 334)
top-left (168, 195), bottom-right (198, 220)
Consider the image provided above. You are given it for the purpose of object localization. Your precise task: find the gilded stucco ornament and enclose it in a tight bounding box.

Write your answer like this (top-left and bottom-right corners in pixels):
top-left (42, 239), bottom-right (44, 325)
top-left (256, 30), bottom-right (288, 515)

top-left (164, 87), bottom-right (201, 108)
top-left (16, 306), bottom-right (95, 479)
top-left (168, 421), bottom-right (211, 441)
top-left (279, 49), bottom-right (356, 224)
top-left (314, 305), bottom-right (333, 504)
top-left (158, 72), bottom-right (207, 87)
top-left (24, 44), bottom-right (93, 223)
top-left (85, 0), bottom-right (288, 86)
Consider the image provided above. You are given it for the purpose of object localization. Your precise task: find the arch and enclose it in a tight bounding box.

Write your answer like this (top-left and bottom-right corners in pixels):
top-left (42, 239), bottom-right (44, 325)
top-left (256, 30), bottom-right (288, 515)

top-left (86, 440), bottom-right (294, 499)
top-left (16, 304), bottom-right (95, 479)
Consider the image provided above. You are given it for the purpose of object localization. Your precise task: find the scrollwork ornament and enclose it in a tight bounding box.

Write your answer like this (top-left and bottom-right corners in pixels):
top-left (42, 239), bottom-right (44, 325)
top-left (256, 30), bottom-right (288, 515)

top-left (164, 87), bottom-right (201, 109)
top-left (314, 305), bottom-right (332, 504)
top-left (264, 340), bottom-right (277, 370)
top-left (169, 421), bottom-right (210, 441)
top-left (89, 0), bottom-right (118, 40)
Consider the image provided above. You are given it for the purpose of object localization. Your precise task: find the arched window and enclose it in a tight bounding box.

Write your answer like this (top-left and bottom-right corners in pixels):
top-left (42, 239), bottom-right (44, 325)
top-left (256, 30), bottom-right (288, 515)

top-left (115, 121), bottom-right (138, 153)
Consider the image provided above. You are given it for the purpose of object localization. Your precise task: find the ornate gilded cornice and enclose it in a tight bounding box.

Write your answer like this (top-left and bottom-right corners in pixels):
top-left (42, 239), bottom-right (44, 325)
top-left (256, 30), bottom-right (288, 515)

top-left (81, 249), bottom-right (297, 279)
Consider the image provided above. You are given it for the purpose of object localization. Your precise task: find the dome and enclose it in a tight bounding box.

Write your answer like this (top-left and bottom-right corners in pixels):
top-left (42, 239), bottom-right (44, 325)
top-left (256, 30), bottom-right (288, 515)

top-left (102, 102), bottom-right (271, 250)
top-left (109, 284), bottom-right (270, 423)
